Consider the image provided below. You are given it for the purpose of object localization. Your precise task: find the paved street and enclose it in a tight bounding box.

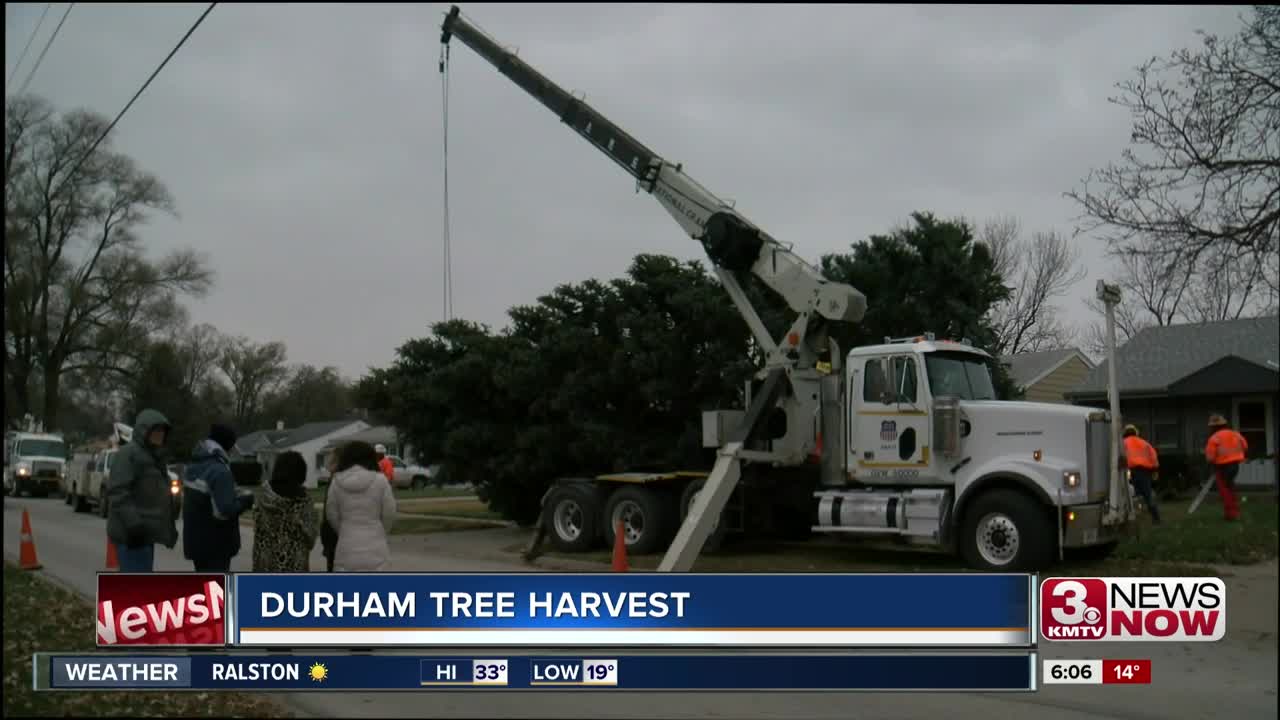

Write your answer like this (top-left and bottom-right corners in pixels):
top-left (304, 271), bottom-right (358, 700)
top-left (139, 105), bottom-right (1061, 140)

top-left (4, 495), bottom-right (1276, 720)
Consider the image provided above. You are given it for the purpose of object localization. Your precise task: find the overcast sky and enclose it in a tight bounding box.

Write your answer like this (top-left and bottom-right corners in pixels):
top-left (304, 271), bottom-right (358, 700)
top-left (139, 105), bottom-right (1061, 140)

top-left (4, 3), bottom-right (1250, 380)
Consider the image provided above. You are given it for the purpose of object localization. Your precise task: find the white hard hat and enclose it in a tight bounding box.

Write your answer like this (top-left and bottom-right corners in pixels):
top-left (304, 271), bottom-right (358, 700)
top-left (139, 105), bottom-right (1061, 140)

top-left (375, 444), bottom-right (387, 453)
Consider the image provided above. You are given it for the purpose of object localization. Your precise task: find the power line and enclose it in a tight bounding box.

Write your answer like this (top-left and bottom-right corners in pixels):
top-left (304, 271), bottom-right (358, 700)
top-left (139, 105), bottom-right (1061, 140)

top-left (49, 3), bottom-right (217, 202)
top-left (6, 3), bottom-right (53, 88)
top-left (17, 3), bottom-right (75, 96)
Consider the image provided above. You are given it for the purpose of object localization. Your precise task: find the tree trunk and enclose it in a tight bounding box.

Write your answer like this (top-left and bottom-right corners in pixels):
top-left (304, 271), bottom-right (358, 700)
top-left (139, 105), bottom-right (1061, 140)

top-left (42, 365), bottom-right (61, 430)
top-left (6, 366), bottom-right (33, 425)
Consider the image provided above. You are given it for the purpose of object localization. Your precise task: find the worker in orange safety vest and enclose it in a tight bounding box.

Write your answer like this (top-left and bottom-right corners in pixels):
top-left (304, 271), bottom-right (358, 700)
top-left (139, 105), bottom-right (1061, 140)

top-left (1204, 414), bottom-right (1248, 521)
top-left (1122, 424), bottom-right (1161, 524)
top-left (375, 444), bottom-right (395, 485)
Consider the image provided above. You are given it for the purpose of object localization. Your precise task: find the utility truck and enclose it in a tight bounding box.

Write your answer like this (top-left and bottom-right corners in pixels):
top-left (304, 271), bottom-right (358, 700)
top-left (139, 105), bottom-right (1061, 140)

top-left (440, 6), bottom-right (1134, 572)
top-left (3, 430), bottom-right (68, 497)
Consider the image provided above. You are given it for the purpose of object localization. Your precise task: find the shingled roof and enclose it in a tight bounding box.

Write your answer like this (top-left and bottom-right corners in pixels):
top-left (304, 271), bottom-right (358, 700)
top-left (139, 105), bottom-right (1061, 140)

top-left (1068, 315), bottom-right (1280, 398)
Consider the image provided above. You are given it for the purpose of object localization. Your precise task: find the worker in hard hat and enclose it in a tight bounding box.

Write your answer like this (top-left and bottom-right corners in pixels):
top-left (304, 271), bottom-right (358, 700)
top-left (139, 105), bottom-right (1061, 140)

top-left (375, 444), bottom-right (395, 485)
top-left (1204, 414), bottom-right (1247, 521)
top-left (1121, 424), bottom-right (1161, 524)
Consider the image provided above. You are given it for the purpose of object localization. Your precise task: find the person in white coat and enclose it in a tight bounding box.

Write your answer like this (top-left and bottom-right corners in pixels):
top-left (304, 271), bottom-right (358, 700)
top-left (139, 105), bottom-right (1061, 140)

top-left (325, 441), bottom-right (397, 571)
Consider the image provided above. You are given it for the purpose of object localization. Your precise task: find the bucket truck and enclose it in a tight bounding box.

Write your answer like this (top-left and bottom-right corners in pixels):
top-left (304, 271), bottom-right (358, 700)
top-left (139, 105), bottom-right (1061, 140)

top-left (440, 6), bottom-right (1134, 571)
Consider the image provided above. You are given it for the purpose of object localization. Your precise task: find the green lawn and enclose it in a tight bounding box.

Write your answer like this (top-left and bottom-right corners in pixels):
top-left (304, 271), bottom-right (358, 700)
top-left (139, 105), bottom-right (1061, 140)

top-left (3, 563), bottom-right (291, 718)
top-left (1111, 492), bottom-right (1278, 565)
top-left (308, 485), bottom-right (474, 503)
top-left (397, 499), bottom-right (504, 521)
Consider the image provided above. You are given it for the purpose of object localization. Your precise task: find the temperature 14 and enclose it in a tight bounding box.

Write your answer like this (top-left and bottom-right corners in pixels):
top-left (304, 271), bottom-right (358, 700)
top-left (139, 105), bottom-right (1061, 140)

top-left (582, 659), bottom-right (618, 686)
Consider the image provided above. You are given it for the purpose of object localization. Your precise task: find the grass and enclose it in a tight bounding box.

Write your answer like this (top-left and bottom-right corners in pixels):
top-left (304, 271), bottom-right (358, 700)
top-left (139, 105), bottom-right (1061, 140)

top-left (2, 563), bottom-right (291, 718)
top-left (308, 485), bottom-right (474, 503)
top-left (507, 494), bottom-right (1277, 577)
top-left (1112, 492), bottom-right (1279, 566)
top-left (398, 499), bottom-right (504, 521)
top-left (390, 516), bottom-right (508, 535)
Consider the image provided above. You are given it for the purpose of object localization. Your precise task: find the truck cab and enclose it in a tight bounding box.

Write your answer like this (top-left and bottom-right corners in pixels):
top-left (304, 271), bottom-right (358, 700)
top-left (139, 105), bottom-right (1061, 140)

top-left (816, 335), bottom-right (1124, 570)
top-left (3, 432), bottom-right (68, 497)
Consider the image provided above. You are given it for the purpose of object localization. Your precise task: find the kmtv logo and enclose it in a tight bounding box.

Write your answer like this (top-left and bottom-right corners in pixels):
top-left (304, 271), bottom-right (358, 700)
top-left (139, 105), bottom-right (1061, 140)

top-left (1041, 577), bottom-right (1226, 642)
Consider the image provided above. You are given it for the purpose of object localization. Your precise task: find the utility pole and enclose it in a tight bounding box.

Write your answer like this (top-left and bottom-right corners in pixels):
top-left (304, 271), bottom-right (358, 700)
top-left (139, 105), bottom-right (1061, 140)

top-left (1095, 280), bottom-right (1132, 526)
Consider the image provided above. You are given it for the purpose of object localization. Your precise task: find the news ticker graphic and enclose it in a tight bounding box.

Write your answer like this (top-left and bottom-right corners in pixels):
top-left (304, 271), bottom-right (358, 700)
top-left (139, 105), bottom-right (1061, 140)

top-left (35, 653), bottom-right (1038, 692)
top-left (1042, 659), bottom-right (1152, 685)
top-left (231, 573), bottom-right (1033, 647)
top-left (97, 573), bottom-right (226, 647)
top-left (1039, 578), bottom-right (1225, 642)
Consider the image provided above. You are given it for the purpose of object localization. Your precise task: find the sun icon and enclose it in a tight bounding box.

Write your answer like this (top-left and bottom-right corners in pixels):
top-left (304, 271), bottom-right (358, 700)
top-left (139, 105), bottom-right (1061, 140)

top-left (309, 662), bottom-right (329, 682)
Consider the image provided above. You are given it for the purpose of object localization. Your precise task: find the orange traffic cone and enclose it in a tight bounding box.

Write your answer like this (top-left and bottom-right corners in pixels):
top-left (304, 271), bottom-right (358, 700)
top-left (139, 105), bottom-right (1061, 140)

top-left (611, 519), bottom-right (629, 572)
top-left (105, 536), bottom-right (119, 571)
top-left (19, 509), bottom-right (42, 570)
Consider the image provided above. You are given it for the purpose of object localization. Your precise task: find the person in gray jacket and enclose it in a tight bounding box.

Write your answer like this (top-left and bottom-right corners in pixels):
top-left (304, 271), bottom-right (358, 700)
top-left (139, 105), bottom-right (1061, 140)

top-left (106, 409), bottom-right (178, 571)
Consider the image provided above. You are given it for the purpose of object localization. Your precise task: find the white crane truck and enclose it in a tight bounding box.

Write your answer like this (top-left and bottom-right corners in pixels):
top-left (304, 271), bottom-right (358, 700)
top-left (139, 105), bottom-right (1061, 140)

top-left (440, 6), bottom-right (1134, 572)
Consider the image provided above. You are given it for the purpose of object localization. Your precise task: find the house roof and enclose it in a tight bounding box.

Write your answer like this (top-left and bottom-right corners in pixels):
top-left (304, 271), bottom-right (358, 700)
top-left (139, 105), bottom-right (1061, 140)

top-left (234, 430), bottom-right (291, 456)
top-left (276, 420), bottom-right (364, 449)
top-left (321, 425), bottom-right (400, 451)
top-left (1001, 348), bottom-right (1093, 389)
top-left (1069, 315), bottom-right (1280, 398)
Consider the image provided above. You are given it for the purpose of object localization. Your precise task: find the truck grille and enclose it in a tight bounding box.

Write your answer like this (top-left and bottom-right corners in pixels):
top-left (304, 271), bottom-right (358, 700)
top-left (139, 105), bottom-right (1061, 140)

top-left (33, 461), bottom-right (61, 478)
top-left (1085, 417), bottom-right (1111, 501)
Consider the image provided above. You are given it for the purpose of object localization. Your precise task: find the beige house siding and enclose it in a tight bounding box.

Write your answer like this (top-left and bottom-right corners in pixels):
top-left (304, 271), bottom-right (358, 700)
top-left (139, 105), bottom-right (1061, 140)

top-left (1024, 356), bottom-right (1093, 404)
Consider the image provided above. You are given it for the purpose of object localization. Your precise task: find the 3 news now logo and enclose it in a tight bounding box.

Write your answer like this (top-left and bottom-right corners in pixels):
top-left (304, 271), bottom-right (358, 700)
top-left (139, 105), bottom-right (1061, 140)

top-left (96, 573), bottom-right (226, 647)
top-left (1040, 577), bottom-right (1225, 642)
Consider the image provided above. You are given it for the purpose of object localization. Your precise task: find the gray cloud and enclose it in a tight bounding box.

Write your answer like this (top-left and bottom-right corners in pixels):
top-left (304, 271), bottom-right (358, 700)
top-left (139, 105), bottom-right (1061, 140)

top-left (5, 3), bottom-right (1247, 380)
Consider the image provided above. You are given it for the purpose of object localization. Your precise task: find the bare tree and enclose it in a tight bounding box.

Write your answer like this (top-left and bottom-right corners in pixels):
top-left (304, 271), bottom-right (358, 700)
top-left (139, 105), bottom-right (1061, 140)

top-left (218, 337), bottom-right (289, 428)
top-left (4, 93), bottom-right (213, 427)
top-left (1182, 247), bottom-right (1276, 322)
top-left (980, 216), bottom-right (1086, 356)
top-left (1068, 6), bottom-right (1279, 279)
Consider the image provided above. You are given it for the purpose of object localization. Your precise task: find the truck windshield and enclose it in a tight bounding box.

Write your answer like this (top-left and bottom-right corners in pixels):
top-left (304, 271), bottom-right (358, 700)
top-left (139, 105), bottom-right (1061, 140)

top-left (924, 352), bottom-right (997, 401)
top-left (17, 439), bottom-right (66, 458)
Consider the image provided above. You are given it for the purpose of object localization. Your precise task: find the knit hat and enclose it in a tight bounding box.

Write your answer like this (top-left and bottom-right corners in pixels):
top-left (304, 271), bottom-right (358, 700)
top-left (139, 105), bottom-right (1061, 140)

top-left (1207, 414), bottom-right (1229, 428)
top-left (209, 423), bottom-right (238, 452)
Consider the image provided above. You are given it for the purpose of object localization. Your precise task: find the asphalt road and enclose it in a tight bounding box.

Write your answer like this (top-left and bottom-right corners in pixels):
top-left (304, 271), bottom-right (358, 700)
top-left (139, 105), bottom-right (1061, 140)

top-left (4, 495), bottom-right (1276, 720)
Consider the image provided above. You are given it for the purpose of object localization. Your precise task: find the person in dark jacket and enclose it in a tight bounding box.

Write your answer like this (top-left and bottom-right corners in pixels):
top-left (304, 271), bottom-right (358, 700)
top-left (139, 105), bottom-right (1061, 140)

top-left (182, 424), bottom-right (255, 571)
top-left (106, 409), bottom-right (178, 572)
top-left (252, 451), bottom-right (318, 572)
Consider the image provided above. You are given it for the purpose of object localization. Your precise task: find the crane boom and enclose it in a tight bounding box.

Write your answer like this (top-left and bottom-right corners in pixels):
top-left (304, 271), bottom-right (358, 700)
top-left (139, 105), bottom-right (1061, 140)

top-left (440, 6), bottom-right (867, 347)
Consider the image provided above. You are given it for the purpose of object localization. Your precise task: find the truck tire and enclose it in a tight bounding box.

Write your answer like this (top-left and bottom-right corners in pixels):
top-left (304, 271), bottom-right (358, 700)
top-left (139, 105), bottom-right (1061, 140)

top-left (73, 487), bottom-right (90, 513)
top-left (679, 479), bottom-right (726, 552)
top-left (545, 484), bottom-right (602, 553)
top-left (603, 486), bottom-right (674, 556)
top-left (411, 475), bottom-right (429, 490)
top-left (960, 489), bottom-right (1053, 572)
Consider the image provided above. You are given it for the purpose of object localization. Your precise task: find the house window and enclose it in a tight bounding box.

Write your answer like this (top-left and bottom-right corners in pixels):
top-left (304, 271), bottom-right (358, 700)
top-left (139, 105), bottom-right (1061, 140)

top-left (1237, 401), bottom-right (1268, 460)
top-left (1153, 421), bottom-right (1180, 451)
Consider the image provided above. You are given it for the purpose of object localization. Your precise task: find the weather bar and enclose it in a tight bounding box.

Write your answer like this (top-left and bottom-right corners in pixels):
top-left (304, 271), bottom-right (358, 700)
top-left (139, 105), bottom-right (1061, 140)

top-left (36, 653), bottom-right (1036, 692)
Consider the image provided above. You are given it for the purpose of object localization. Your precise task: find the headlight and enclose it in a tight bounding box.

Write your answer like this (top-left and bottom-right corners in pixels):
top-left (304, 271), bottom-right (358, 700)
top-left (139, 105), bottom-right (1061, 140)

top-left (1063, 470), bottom-right (1081, 489)
top-left (17, 465), bottom-right (30, 477)
top-left (170, 479), bottom-right (181, 496)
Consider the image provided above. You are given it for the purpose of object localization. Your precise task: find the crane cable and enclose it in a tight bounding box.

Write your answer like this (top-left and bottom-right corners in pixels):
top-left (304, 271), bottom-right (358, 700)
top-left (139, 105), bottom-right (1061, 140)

top-left (17, 3), bottom-right (75, 97)
top-left (439, 42), bottom-right (454, 322)
top-left (7, 3), bottom-right (52, 88)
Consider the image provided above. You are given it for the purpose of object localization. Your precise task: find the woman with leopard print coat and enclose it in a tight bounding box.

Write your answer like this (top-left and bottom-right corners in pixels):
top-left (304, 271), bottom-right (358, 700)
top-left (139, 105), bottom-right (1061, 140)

top-left (252, 451), bottom-right (319, 572)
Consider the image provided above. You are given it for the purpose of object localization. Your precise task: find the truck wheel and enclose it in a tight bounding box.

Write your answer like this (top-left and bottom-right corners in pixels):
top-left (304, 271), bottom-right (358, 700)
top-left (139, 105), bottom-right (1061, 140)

top-left (73, 486), bottom-right (90, 513)
top-left (960, 489), bottom-right (1053, 572)
top-left (603, 486), bottom-right (673, 556)
top-left (411, 475), bottom-right (428, 490)
top-left (545, 484), bottom-right (601, 553)
top-left (679, 479), bottom-right (726, 552)
top-left (65, 487), bottom-right (73, 505)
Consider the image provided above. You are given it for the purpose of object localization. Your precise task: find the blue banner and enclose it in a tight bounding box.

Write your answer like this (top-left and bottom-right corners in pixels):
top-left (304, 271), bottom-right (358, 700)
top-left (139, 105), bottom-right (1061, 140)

top-left (231, 573), bottom-right (1032, 647)
top-left (40, 653), bottom-right (1036, 691)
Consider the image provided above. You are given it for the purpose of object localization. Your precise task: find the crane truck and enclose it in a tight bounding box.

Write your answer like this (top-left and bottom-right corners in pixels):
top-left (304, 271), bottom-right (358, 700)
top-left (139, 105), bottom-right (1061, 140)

top-left (439, 6), bottom-right (1134, 572)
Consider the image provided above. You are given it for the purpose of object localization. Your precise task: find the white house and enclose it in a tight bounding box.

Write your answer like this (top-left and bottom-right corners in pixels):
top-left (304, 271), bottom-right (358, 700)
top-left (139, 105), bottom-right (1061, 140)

top-left (254, 419), bottom-right (370, 489)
